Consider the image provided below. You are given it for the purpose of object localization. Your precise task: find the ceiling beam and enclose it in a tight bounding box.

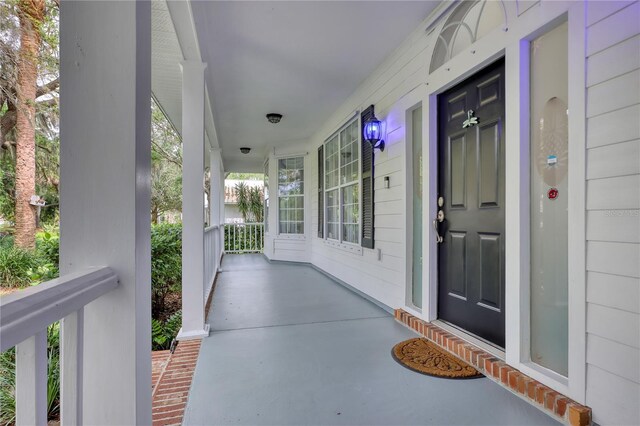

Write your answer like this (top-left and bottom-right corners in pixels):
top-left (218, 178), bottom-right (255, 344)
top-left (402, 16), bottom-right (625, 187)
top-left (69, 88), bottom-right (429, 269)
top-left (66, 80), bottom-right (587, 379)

top-left (166, 1), bottom-right (221, 155)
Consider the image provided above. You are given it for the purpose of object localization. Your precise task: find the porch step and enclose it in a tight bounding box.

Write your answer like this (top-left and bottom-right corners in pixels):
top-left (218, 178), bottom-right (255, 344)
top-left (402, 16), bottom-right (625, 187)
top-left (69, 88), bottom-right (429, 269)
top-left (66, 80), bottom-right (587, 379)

top-left (394, 309), bottom-right (591, 426)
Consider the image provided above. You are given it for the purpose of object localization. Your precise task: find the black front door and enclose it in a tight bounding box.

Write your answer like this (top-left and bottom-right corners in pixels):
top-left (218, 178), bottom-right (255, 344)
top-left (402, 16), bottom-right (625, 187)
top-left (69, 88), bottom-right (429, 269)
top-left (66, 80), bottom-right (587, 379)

top-left (437, 58), bottom-right (506, 348)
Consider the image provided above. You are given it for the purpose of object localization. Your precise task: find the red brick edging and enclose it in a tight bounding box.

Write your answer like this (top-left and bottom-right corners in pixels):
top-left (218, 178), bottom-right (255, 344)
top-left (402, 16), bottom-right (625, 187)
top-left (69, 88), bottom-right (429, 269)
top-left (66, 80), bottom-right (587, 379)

top-left (151, 340), bottom-right (202, 426)
top-left (394, 309), bottom-right (591, 426)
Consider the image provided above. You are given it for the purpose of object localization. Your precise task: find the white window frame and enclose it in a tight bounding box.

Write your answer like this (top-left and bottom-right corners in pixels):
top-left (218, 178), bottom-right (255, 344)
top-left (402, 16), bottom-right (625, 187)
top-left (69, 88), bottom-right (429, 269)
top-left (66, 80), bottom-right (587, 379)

top-left (277, 156), bottom-right (305, 235)
top-left (323, 117), bottom-right (362, 249)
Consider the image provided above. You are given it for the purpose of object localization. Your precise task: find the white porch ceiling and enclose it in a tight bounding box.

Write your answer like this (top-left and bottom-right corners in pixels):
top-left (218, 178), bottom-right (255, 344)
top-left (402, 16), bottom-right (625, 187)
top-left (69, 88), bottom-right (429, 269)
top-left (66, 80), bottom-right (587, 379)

top-left (191, 1), bottom-right (439, 172)
top-left (152, 1), bottom-right (183, 135)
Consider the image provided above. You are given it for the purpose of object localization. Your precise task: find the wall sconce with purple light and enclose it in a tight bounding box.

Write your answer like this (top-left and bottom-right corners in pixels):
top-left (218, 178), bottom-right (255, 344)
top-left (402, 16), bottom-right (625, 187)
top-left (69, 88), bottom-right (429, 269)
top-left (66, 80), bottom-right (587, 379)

top-left (363, 112), bottom-right (385, 152)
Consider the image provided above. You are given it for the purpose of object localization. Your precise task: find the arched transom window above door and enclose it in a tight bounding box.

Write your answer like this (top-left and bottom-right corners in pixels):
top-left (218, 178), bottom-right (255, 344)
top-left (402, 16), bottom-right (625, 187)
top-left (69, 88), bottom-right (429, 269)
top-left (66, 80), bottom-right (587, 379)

top-left (430, 0), bottom-right (507, 73)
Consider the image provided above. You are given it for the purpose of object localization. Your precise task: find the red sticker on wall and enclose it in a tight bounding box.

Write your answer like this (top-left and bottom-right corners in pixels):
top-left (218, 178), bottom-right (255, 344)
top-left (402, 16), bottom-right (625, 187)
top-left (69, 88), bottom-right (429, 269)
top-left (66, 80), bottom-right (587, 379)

top-left (548, 188), bottom-right (559, 200)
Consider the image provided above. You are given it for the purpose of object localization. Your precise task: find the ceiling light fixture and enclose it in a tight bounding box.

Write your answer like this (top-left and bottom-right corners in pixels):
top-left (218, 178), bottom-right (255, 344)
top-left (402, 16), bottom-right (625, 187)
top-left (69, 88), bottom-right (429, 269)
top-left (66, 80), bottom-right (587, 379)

top-left (240, 147), bottom-right (251, 154)
top-left (266, 113), bottom-right (283, 124)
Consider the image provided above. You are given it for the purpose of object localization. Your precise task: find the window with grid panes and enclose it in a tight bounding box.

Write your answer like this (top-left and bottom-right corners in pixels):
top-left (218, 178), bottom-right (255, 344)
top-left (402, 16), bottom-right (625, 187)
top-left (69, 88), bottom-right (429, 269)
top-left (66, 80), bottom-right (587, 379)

top-left (324, 119), bottom-right (360, 244)
top-left (278, 157), bottom-right (304, 234)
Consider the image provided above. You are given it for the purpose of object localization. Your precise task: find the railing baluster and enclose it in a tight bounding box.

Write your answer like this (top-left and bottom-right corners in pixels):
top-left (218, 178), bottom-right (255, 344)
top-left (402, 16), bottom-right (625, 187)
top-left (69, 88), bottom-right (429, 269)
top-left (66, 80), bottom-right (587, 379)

top-left (61, 309), bottom-right (84, 425)
top-left (221, 223), bottom-right (265, 254)
top-left (16, 330), bottom-right (48, 425)
top-left (1, 268), bottom-right (118, 426)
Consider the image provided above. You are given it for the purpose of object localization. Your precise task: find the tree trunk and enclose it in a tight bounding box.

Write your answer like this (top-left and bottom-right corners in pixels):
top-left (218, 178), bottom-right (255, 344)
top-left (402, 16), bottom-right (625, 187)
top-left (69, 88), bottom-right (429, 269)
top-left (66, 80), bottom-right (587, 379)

top-left (151, 206), bottom-right (159, 225)
top-left (14, 0), bottom-right (45, 249)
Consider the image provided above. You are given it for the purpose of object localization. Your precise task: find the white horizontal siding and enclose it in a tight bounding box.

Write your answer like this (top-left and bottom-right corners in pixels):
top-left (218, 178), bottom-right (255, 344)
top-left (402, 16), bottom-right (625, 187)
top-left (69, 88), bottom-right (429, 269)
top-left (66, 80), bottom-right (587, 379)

top-left (372, 154), bottom-right (403, 177)
top-left (587, 334), bottom-right (640, 383)
top-left (586, 210), bottom-right (640, 243)
top-left (271, 239), bottom-right (309, 263)
top-left (587, 303), bottom-right (640, 348)
top-left (316, 245), bottom-right (402, 282)
top-left (587, 104), bottom-right (640, 148)
top-left (312, 248), bottom-right (404, 309)
top-left (374, 170), bottom-right (403, 190)
top-left (273, 239), bottom-right (306, 251)
top-left (586, 1), bottom-right (640, 56)
top-left (375, 214), bottom-right (403, 229)
top-left (586, 365), bottom-right (640, 425)
top-left (375, 228), bottom-right (405, 244)
top-left (586, 175), bottom-right (640, 210)
top-left (587, 241), bottom-right (640, 278)
top-left (585, 5), bottom-right (640, 422)
top-left (373, 189), bottom-right (403, 204)
top-left (586, 0), bottom-right (636, 26)
top-left (587, 34), bottom-right (640, 86)
top-left (586, 69), bottom-right (640, 118)
top-left (587, 271), bottom-right (640, 314)
top-left (586, 139), bottom-right (640, 179)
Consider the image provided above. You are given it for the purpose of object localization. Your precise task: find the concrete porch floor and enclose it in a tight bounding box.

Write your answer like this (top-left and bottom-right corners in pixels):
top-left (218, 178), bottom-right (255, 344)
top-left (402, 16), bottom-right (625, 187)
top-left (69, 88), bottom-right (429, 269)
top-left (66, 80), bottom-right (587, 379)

top-left (183, 254), bottom-right (558, 425)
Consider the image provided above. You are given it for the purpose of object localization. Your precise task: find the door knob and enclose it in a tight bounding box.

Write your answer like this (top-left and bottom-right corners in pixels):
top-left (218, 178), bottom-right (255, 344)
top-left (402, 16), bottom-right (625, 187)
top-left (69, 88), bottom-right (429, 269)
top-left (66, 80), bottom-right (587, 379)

top-left (434, 197), bottom-right (444, 243)
top-left (433, 220), bottom-right (443, 243)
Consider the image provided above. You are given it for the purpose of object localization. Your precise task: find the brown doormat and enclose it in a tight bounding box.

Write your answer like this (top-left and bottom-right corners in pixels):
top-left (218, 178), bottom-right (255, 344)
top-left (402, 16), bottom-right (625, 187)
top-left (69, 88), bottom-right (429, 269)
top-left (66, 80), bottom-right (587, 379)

top-left (392, 338), bottom-right (483, 379)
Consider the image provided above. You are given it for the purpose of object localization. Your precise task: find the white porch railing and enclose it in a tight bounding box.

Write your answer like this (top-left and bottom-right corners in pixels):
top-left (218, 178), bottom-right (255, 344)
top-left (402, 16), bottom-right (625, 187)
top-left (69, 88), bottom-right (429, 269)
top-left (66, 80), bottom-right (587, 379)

top-left (224, 223), bottom-right (264, 253)
top-left (0, 267), bottom-right (118, 425)
top-left (204, 225), bottom-right (222, 304)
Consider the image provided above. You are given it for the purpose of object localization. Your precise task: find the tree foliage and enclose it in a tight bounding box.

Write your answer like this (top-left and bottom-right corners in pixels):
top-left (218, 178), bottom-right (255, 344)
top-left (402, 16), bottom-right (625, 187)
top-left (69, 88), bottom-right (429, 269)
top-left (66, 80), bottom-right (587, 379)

top-left (1, 5), bottom-right (181, 231)
top-left (151, 99), bottom-right (182, 223)
top-left (226, 172), bottom-right (263, 181)
top-left (0, 0), bottom-right (60, 238)
top-left (150, 223), bottom-right (182, 319)
top-left (234, 182), bottom-right (264, 223)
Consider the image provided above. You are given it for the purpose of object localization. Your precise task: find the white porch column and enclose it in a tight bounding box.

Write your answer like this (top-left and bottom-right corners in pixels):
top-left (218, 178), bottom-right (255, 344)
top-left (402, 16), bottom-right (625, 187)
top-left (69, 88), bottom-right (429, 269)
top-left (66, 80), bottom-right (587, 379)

top-left (59, 1), bottom-right (151, 424)
top-left (178, 61), bottom-right (210, 340)
top-left (210, 149), bottom-right (223, 270)
top-left (209, 149), bottom-right (222, 227)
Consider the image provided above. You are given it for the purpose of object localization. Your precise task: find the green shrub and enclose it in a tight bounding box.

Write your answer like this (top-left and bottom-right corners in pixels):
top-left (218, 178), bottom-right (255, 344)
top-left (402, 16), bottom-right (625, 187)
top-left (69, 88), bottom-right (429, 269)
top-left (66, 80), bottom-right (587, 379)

top-left (0, 347), bottom-right (16, 426)
top-left (26, 262), bottom-right (59, 285)
top-left (29, 228), bottom-right (61, 284)
top-left (0, 323), bottom-right (60, 426)
top-left (151, 223), bottom-right (182, 319)
top-left (36, 227), bottom-right (59, 267)
top-left (152, 310), bottom-right (182, 350)
top-left (0, 228), bottom-right (60, 287)
top-left (0, 235), bottom-right (13, 250)
top-left (0, 246), bottom-right (41, 288)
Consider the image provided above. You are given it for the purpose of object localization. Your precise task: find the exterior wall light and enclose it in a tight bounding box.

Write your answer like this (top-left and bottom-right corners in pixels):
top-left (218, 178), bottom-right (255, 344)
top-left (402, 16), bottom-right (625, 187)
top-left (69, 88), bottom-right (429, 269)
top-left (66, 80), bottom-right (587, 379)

top-left (363, 114), bottom-right (385, 152)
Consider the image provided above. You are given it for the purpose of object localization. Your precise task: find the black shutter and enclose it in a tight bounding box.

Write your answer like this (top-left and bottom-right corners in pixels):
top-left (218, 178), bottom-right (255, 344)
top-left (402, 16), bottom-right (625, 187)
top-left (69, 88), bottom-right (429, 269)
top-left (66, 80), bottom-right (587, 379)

top-left (361, 105), bottom-right (375, 249)
top-left (317, 145), bottom-right (324, 238)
